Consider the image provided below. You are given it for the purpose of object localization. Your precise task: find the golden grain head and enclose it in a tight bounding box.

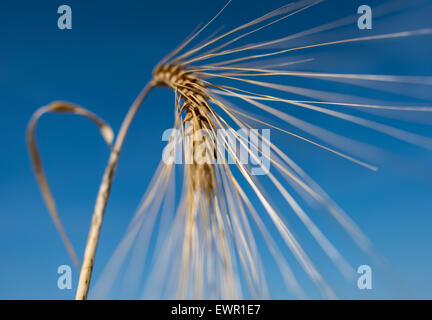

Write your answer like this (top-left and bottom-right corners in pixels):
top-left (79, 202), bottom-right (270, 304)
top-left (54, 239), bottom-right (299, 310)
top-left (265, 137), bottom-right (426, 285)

top-left (27, 0), bottom-right (432, 300)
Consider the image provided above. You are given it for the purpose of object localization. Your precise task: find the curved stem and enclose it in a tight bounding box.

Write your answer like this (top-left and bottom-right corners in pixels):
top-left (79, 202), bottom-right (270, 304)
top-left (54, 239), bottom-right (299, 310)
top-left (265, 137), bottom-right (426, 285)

top-left (75, 81), bottom-right (155, 300)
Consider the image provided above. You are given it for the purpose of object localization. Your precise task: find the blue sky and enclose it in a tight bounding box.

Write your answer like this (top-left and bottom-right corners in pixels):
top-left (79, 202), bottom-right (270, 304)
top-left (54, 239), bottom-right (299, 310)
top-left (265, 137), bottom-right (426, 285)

top-left (1, 0), bottom-right (432, 299)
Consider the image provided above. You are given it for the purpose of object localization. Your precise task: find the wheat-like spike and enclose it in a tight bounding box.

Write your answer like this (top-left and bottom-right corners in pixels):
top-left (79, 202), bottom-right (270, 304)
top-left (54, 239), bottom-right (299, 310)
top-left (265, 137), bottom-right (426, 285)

top-left (27, 0), bottom-right (432, 300)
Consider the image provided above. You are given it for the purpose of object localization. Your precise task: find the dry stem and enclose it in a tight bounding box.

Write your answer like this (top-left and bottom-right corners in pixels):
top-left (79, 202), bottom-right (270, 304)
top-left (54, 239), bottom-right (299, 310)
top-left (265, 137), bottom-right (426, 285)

top-left (75, 81), bottom-right (155, 300)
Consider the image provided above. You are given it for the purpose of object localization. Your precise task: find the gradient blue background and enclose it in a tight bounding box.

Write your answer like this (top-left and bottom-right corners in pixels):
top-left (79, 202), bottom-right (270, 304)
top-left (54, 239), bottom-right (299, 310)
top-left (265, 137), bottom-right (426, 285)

top-left (1, 0), bottom-right (432, 299)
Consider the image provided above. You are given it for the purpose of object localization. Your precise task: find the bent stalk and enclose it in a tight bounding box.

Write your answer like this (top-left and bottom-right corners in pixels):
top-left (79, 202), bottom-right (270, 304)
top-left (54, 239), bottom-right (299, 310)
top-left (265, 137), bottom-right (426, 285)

top-left (75, 81), bottom-right (155, 300)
